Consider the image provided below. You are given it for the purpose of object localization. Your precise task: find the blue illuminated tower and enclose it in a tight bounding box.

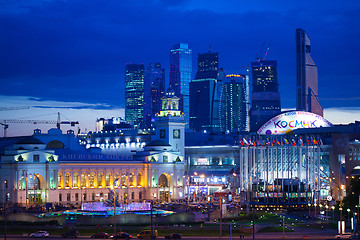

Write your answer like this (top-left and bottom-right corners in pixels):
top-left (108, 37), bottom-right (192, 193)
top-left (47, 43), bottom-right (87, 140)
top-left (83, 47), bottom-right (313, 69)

top-left (125, 63), bottom-right (144, 128)
top-left (296, 28), bottom-right (323, 116)
top-left (169, 43), bottom-right (192, 126)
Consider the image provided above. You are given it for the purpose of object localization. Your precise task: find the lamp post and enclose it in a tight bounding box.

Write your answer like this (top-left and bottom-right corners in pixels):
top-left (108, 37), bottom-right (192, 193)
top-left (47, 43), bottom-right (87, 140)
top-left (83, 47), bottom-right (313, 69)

top-left (308, 203), bottom-right (311, 217)
top-left (347, 208), bottom-right (351, 227)
top-left (332, 206), bottom-right (335, 220)
top-left (325, 205), bottom-right (329, 220)
top-left (3, 180), bottom-right (7, 240)
top-left (199, 174), bottom-right (205, 202)
top-left (194, 172), bottom-right (198, 201)
top-left (110, 186), bottom-right (116, 234)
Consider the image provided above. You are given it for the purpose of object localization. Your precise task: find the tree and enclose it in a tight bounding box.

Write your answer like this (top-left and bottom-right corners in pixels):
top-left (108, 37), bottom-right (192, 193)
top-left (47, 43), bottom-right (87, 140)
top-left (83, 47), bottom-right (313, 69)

top-left (342, 176), bottom-right (360, 216)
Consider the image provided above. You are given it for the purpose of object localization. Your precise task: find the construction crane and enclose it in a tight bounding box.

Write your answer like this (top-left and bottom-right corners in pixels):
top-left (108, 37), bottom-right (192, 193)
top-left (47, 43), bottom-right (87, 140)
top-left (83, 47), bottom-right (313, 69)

top-left (0, 112), bottom-right (79, 137)
top-left (0, 106), bottom-right (30, 111)
top-left (255, 41), bottom-right (272, 62)
top-left (0, 122), bottom-right (9, 138)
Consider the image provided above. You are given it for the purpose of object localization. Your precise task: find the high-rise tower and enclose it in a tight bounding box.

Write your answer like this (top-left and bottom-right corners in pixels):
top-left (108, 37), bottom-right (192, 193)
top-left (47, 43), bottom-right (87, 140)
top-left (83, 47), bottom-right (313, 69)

top-left (250, 60), bottom-right (281, 132)
top-left (169, 43), bottom-right (192, 127)
top-left (144, 63), bottom-right (165, 128)
top-left (296, 28), bottom-right (323, 116)
top-left (125, 63), bottom-right (144, 128)
top-left (219, 74), bottom-right (248, 133)
top-left (189, 50), bottom-right (222, 132)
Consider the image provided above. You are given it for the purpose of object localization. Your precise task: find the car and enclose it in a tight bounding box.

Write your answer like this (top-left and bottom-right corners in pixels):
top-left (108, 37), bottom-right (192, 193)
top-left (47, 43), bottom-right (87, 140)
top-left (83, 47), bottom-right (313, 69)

top-left (137, 230), bottom-right (158, 239)
top-left (29, 231), bottom-right (49, 238)
top-left (335, 233), bottom-right (352, 239)
top-left (164, 233), bottom-right (181, 239)
top-left (91, 232), bottom-right (110, 239)
top-left (110, 232), bottom-right (133, 239)
top-left (61, 230), bottom-right (80, 238)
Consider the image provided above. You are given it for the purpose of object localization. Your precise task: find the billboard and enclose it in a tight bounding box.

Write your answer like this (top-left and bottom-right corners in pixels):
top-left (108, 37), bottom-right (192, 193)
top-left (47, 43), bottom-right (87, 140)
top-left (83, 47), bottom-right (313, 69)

top-left (257, 111), bottom-right (333, 135)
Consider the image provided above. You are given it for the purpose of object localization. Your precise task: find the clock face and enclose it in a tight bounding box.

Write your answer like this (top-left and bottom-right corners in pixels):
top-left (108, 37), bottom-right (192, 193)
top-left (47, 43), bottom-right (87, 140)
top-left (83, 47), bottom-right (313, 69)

top-left (173, 129), bottom-right (180, 139)
top-left (160, 129), bottom-right (165, 138)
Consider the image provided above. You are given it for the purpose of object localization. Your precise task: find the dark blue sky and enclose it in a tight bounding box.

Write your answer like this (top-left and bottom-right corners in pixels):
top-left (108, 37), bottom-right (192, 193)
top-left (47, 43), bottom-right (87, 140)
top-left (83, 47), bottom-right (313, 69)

top-left (1, 0), bottom-right (360, 110)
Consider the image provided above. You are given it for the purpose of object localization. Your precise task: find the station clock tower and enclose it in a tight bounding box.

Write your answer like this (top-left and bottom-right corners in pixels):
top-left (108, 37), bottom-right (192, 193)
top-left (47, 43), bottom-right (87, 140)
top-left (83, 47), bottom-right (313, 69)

top-left (153, 88), bottom-right (186, 157)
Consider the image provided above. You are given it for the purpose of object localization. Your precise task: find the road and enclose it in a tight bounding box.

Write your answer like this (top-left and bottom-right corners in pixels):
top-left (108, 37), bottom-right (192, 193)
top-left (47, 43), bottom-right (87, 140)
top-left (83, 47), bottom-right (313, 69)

top-left (1, 233), bottom-right (339, 240)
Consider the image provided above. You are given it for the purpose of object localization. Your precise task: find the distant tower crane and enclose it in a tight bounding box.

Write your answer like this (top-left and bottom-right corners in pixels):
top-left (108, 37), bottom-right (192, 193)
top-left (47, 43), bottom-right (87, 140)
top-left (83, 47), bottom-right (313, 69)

top-left (0, 106), bottom-right (30, 111)
top-left (0, 112), bottom-right (79, 137)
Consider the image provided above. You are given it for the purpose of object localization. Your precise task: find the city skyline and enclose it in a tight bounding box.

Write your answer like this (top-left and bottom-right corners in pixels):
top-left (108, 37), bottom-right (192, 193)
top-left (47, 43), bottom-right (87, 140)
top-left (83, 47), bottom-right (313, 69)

top-left (0, 0), bottom-right (359, 136)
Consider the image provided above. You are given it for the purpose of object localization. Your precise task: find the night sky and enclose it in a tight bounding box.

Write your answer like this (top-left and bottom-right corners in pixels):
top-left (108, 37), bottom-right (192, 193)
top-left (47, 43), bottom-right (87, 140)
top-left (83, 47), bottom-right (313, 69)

top-left (0, 0), bottom-right (359, 136)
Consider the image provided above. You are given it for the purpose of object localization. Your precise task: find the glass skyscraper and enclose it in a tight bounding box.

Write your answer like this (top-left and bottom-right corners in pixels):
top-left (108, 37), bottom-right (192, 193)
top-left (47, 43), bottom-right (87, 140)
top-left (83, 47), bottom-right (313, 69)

top-left (125, 63), bottom-right (144, 128)
top-left (170, 43), bottom-right (192, 126)
top-left (219, 74), bottom-right (248, 133)
top-left (296, 28), bottom-right (323, 116)
top-left (189, 51), bottom-right (222, 132)
top-left (250, 60), bottom-right (281, 132)
top-left (143, 63), bottom-right (165, 128)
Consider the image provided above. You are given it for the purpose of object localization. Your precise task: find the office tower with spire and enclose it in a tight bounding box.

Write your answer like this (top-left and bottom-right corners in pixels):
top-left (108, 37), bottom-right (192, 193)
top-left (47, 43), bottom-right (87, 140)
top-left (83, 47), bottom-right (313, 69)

top-left (189, 49), bottom-right (222, 132)
top-left (296, 28), bottom-right (323, 116)
top-left (169, 43), bottom-right (192, 126)
top-left (125, 63), bottom-right (145, 128)
top-left (250, 60), bottom-right (281, 132)
top-left (219, 74), bottom-right (248, 133)
top-left (144, 63), bottom-right (165, 128)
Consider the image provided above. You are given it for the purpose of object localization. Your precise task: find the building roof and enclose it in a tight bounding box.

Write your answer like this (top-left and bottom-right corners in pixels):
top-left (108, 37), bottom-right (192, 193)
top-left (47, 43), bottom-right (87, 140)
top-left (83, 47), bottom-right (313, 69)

top-left (145, 140), bottom-right (171, 147)
top-left (14, 137), bottom-right (44, 145)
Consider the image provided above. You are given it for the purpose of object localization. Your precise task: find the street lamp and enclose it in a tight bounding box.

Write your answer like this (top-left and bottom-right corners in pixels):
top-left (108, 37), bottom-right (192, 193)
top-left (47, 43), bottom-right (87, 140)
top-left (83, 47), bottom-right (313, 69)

top-left (332, 206), bottom-right (335, 220)
top-left (110, 185), bottom-right (117, 234)
top-left (3, 180), bottom-right (7, 240)
top-left (347, 208), bottom-right (351, 226)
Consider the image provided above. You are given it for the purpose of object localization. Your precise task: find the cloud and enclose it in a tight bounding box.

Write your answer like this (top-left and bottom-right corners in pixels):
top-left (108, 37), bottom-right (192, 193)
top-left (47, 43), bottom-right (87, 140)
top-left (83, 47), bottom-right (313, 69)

top-left (324, 107), bottom-right (360, 125)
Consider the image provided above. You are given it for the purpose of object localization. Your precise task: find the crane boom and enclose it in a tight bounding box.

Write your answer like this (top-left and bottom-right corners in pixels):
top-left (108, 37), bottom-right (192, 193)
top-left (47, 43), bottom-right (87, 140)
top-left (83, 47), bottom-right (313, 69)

top-left (0, 112), bottom-right (79, 133)
top-left (0, 106), bottom-right (30, 111)
top-left (2, 119), bottom-right (57, 124)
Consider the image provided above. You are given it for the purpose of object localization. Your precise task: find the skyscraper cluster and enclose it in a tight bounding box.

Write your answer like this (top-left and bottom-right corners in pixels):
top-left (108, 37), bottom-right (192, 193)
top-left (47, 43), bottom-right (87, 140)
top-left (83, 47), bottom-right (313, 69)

top-left (125, 28), bottom-right (322, 133)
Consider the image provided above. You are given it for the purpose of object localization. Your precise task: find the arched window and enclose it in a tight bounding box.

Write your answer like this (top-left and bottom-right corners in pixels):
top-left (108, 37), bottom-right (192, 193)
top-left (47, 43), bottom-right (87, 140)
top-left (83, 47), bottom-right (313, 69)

top-left (114, 172), bottom-right (120, 187)
top-left (46, 140), bottom-right (65, 149)
top-left (73, 172), bottom-right (79, 188)
top-left (34, 175), bottom-right (40, 190)
top-left (137, 173), bottom-right (142, 187)
top-left (89, 173), bottom-right (96, 188)
top-left (18, 176), bottom-right (25, 190)
top-left (121, 172), bottom-right (127, 188)
top-left (81, 173), bottom-right (86, 188)
top-left (64, 173), bottom-right (70, 188)
top-left (98, 172), bottom-right (104, 188)
top-left (129, 172), bottom-right (135, 187)
top-left (58, 173), bottom-right (63, 189)
top-left (105, 173), bottom-right (111, 187)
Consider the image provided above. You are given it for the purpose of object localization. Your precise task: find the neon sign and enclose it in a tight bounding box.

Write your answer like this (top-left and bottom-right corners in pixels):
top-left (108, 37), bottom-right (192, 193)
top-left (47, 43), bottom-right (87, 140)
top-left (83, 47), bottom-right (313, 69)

top-left (257, 111), bottom-right (333, 135)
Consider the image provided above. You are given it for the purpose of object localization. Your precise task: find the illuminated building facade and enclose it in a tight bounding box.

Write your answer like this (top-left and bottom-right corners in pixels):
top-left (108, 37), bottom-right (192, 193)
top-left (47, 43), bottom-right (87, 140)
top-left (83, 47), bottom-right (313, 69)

top-left (95, 117), bottom-right (132, 132)
top-left (0, 125), bottom-right (185, 206)
top-left (219, 74), bottom-right (248, 133)
top-left (125, 64), bottom-right (145, 128)
top-left (169, 43), bottom-right (192, 127)
top-left (296, 28), bottom-right (323, 116)
top-left (250, 60), bottom-right (281, 132)
top-left (144, 63), bottom-right (165, 128)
